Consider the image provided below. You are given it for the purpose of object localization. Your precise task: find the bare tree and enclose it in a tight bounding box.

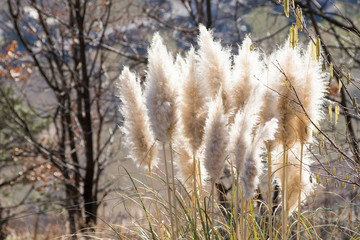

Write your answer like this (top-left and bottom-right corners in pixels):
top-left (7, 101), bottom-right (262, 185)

top-left (3, 0), bottom-right (137, 235)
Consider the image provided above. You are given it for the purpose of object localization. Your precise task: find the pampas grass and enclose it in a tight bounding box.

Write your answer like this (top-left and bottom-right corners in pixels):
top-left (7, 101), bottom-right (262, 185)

top-left (268, 42), bottom-right (305, 239)
top-left (145, 33), bottom-right (179, 238)
top-left (179, 48), bottom-right (209, 154)
top-left (202, 93), bottom-right (229, 235)
top-left (243, 118), bottom-right (278, 200)
top-left (231, 36), bottom-right (265, 115)
top-left (197, 25), bottom-right (232, 113)
top-left (273, 144), bottom-right (315, 214)
top-left (118, 27), bottom-right (328, 240)
top-left (145, 33), bottom-right (178, 144)
top-left (203, 93), bottom-right (228, 183)
top-left (296, 42), bottom-right (327, 143)
top-left (229, 86), bottom-right (265, 175)
top-left (118, 67), bottom-right (158, 169)
top-left (269, 43), bottom-right (305, 147)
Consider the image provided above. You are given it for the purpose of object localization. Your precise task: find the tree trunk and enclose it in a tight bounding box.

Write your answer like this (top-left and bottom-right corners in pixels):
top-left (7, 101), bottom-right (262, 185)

top-left (65, 185), bottom-right (78, 239)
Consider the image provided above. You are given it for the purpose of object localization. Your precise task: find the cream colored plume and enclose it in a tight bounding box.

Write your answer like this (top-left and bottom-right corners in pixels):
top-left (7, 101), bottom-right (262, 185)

top-left (229, 86), bottom-right (265, 175)
top-left (295, 42), bottom-right (327, 143)
top-left (259, 60), bottom-right (280, 151)
top-left (273, 144), bottom-right (314, 214)
top-left (118, 67), bottom-right (158, 169)
top-left (175, 53), bottom-right (186, 83)
top-left (203, 93), bottom-right (229, 182)
top-left (174, 143), bottom-right (194, 190)
top-left (268, 42), bottom-right (306, 147)
top-left (242, 118), bottom-right (278, 199)
top-left (197, 25), bottom-right (232, 113)
top-left (231, 36), bottom-right (265, 114)
top-left (145, 33), bottom-right (178, 143)
top-left (179, 47), bottom-right (209, 154)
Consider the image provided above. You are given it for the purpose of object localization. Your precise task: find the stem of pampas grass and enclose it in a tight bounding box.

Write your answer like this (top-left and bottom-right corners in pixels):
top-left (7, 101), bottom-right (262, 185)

top-left (281, 144), bottom-right (289, 240)
top-left (267, 148), bottom-right (273, 240)
top-left (235, 174), bottom-right (241, 240)
top-left (148, 163), bottom-right (163, 239)
top-left (193, 154), bottom-right (198, 235)
top-left (241, 192), bottom-right (247, 240)
top-left (169, 143), bottom-right (178, 234)
top-left (210, 179), bottom-right (215, 237)
top-left (163, 144), bottom-right (174, 239)
top-left (297, 143), bottom-right (303, 240)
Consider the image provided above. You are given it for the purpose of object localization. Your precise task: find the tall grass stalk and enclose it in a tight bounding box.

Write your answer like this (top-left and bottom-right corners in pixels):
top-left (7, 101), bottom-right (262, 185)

top-left (235, 175), bottom-right (241, 240)
top-left (210, 180), bottom-right (215, 237)
top-left (281, 144), bottom-right (288, 240)
top-left (163, 144), bottom-right (174, 239)
top-left (148, 163), bottom-right (162, 238)
top-left (267, 148), bottom-right (273, 240)
top-left (169, 143), bottom-right (178, 234)
top-left (124, 168), bottom-right (158, 240)
top-left (197, 159), bottom-right (203, 207)
top-left (297, 143), bottom-right (304, 240)
top-left (193, 155), bottom-right (198, 235)
top-left (242, 194), bottom-right (247, 240)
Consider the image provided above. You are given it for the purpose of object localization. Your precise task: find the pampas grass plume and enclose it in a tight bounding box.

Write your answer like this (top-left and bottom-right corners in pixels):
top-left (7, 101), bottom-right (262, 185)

top-left (118, 67), bottom-right (158, 169)
top-left (273, 144), bottom-right (315, 214)
top-left (242, 118), bottom-right (278, 199)
top-left (231, 36), bottom-right (264, 113)
top-left (203, 93), bottom-right (229, 182)
top-left (174, 143), bottom-right (195, 190)
top-left (197, 25), bottom-right (232, 112)
top-left (296, 42), bottom-right (327, 143)
top-left (229, 86), bottom-right (265, 174)
top-left (269, 42), bottom-right (305, 146)
top-left (179, 47), bottom-right (209, 154)
top-left (145, 33), bottom-right (178, 143)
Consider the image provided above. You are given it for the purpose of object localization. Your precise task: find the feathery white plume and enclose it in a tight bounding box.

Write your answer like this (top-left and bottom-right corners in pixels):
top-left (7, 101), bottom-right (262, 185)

top-left (242, 118), bottom-right (278, 199)
top-left (229, 86), bottom-right (265, 175)
top-left (268, 41), bottom-right (306, 146)
top-left (259, 60), bottom-right (280, 151)
top-left (296, 42), bottom-right (327, 143)
top-left (231, 36), bottom-right (265, 113)
top-left (179, 47), bottom-right (209, 154)
top-left (197, 25), bottom-right (232, 112)
top-left (174, 143), bottom-right (195, 190)
top-left (203, 93), bottom-right (229, 182)
top-left (118, 67), bottom-right (158, 169)
top-left (145, 33), bottom-right (178, 143)
top-left (273, 144), bottom-right (315, 214)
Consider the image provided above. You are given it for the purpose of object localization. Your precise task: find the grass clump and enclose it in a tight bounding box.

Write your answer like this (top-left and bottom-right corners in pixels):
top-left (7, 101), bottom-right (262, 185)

top-left (114, 25), bottom-right (351, 240)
